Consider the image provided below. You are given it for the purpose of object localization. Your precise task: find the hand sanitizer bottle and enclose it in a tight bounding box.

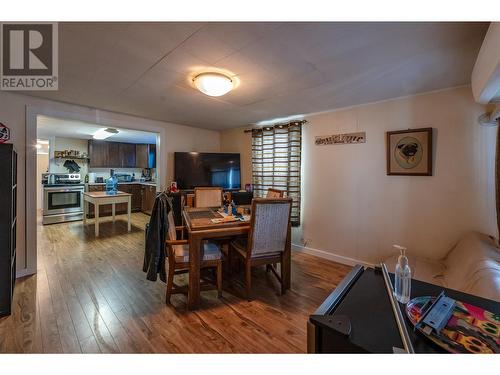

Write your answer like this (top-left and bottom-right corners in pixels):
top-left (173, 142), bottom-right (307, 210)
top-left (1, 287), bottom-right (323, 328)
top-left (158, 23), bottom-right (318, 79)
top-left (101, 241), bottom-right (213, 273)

top-left (394, 245), bottom-right (411, 304)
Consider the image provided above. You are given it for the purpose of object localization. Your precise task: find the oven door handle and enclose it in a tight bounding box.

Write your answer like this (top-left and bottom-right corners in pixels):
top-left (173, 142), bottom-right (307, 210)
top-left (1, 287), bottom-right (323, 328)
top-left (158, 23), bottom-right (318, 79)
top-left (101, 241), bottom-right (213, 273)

top-left (44, 187), bottom-right (84, 193)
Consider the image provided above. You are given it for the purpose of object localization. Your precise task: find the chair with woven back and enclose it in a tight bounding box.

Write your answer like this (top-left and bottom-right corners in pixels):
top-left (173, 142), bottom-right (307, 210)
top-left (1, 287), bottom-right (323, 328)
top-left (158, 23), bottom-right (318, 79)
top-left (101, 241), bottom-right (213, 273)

top-left (165, 210), bottom-right (222, 303)
top-left (266, 188), bottom-right (285, 198)
top-left (194, 187), bottom-right (223, 208)
top-left (229, 197), bottom-right (292, 300)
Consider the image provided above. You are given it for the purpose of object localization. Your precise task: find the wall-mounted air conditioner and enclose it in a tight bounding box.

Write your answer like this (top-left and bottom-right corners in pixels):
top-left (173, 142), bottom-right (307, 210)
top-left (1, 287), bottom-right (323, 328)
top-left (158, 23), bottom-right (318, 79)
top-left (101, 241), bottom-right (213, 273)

top-left (471, 22), bottom-right (500, 104)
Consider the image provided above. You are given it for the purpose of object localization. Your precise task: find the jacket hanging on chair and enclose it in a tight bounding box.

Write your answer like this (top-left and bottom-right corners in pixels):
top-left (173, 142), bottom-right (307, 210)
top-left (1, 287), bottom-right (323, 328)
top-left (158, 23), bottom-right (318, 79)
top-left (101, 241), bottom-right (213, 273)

top-left (143, 192), bottom-right (171, 282)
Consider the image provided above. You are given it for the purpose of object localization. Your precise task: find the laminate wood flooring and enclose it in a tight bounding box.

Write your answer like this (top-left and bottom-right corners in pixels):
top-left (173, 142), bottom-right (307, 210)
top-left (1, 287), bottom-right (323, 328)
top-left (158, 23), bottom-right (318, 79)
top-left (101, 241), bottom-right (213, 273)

top-left (0, 213), bottom-right (351, 353)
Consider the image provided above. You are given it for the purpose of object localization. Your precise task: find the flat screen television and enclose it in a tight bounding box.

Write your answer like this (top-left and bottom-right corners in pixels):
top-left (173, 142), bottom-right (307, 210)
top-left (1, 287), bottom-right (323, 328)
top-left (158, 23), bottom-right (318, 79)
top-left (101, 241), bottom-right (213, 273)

top-left (174, 152), bottom-right (241, 190)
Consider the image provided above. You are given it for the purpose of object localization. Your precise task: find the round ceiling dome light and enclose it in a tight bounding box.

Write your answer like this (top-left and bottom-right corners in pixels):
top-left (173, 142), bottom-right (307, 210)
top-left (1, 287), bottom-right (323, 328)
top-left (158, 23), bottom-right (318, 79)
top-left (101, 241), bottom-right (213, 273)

top-left (193, 72), bottom-right (233, 97)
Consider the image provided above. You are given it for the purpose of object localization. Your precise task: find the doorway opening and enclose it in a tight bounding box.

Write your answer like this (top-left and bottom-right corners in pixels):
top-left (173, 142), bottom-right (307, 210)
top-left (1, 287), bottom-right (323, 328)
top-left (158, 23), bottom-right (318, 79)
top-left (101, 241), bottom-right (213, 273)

top-left (25, 108), bottom-right (162, 277)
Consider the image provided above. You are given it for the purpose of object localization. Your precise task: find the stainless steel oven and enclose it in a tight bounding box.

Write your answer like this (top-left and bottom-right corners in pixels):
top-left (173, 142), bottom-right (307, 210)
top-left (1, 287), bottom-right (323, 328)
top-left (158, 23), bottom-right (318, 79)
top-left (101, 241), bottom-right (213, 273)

top-left (42, 183), bottom-right (84, 225)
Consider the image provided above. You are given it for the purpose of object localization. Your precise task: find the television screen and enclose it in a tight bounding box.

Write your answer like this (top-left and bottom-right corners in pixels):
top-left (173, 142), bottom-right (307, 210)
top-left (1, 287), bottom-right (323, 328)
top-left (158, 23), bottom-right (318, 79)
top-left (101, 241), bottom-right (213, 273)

top-left (174, 152), bottom-right (241, 190)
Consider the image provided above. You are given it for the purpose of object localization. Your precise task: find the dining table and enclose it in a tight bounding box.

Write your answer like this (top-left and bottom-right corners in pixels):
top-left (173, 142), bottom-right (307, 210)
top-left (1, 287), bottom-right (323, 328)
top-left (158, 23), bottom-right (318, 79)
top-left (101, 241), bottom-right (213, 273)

top-left (182, 205), bottom-right (291, 310)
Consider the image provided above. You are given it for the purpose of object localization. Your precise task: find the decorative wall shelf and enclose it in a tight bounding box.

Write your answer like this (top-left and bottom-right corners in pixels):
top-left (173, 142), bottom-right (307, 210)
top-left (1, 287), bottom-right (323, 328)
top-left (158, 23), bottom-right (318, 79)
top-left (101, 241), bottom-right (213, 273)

top-left (54, 155), bottom-right (89, 161)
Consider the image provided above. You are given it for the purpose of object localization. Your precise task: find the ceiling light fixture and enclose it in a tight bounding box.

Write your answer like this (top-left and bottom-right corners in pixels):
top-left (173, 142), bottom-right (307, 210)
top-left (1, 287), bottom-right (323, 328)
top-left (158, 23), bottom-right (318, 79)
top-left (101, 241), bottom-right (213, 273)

top-left (193, 72), bottom-right (233, 97)
top-left (93, 128), bottom-right (119, 140)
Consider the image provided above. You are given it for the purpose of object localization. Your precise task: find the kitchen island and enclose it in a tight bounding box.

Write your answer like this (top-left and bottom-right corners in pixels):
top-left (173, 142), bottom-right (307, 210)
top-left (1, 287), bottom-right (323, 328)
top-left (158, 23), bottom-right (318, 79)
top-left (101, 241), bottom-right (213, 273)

top-left (87, 181), bottom-right (157, 216)
top-left (83, 191), bottom-right (132, 237)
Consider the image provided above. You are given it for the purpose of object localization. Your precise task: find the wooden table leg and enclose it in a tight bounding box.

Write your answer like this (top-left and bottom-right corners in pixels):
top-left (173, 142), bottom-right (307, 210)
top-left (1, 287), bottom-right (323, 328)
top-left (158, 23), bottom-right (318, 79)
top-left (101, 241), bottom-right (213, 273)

top-left (83, 199), bottom-right (87, 225)
top-left (95, 203), bottom-right (100, 237)
top-left (188, 234), bottom-right (202, 310)
top-left (127, 197), bottom-right (131, 232)
top-left (112, 203), bottom-right (116, 222)
top-left (282, 228), bottom-right (291, 293)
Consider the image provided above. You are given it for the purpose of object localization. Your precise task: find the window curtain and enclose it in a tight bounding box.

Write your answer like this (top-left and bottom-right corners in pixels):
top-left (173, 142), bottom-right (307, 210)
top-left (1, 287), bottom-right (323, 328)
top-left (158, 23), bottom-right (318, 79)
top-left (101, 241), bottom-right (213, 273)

top-left (251, 121), bottom-right (303, 226)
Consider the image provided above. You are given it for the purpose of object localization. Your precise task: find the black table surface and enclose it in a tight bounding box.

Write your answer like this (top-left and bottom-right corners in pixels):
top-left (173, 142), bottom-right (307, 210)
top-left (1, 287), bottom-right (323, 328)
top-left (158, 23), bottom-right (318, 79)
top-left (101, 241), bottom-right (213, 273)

top-left (329, 267), bottom-right (499, 353)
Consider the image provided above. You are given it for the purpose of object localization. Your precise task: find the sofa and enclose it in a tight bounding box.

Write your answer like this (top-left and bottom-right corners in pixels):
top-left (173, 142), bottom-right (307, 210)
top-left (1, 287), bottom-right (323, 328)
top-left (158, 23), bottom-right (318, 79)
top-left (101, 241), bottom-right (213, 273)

top-left (384, 231), bottom-right (500, 302)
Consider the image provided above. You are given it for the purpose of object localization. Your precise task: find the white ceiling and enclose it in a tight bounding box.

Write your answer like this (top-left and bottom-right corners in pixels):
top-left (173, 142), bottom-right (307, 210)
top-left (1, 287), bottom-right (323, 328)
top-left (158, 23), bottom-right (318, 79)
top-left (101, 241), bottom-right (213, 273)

top-left (27, 22), bottom-right (489, 130)
top-left (37, 115), bottom-right (157, 143)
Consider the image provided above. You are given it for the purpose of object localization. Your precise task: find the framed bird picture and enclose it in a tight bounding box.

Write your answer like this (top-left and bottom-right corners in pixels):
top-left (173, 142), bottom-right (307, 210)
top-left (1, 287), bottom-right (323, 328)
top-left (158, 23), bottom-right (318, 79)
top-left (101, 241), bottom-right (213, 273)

top-left (386, 128), bottom-right (433, 176)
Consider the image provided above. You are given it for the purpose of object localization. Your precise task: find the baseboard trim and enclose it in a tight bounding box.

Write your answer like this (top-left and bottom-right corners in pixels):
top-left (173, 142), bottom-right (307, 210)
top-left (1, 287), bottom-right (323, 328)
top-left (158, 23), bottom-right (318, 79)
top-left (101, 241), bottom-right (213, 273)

top-left (16, 268), bottom-right (36, 279)
top-left (292, 244), bottom-right (375, 268)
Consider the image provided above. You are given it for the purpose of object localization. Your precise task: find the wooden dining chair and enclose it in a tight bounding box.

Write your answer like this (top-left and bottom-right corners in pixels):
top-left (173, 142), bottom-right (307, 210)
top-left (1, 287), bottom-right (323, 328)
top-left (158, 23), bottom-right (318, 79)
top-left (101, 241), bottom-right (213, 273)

top-left (266, 188), bottom-right (285, 198)
top-left (229, 198), bottom-right (292, 300)
top-left (194, 187), bottom-right (223, 208)
top-left (165, 210), bottom-right (222, 303)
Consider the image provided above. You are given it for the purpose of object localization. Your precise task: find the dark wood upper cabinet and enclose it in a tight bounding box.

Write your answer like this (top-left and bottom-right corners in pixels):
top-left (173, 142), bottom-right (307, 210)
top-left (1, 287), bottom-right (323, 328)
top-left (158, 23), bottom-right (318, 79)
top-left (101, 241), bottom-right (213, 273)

top-left (135, 144), bottom-right (148, 168)
top-left (89, 140), bottom-right (137, 168)
top-left (119, 143), bottom-right (136, 168)
top-left (108, 142), bottom-right (120, 167)
top-left (135, 144), bottom-right (156, 169)
top-left (88, 140), bottom-right (108, 168)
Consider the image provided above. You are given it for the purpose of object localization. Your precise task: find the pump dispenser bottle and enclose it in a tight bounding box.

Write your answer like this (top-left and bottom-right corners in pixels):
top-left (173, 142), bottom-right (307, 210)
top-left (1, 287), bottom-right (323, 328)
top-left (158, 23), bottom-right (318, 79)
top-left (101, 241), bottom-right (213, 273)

top-left (394, 245), bottom-right (411, 304)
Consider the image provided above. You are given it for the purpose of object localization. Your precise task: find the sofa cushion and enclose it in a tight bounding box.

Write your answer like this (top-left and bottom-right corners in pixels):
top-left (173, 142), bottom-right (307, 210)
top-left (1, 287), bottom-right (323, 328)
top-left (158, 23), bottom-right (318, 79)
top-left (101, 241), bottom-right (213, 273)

top-left (443, 231), bottom-right (500, 301)
top-left (172, 241), bottom-right (222, 263)
top-left (458, 259), bottom-right (500, 302)
top-left (384, 232), bottom-right (500, 302)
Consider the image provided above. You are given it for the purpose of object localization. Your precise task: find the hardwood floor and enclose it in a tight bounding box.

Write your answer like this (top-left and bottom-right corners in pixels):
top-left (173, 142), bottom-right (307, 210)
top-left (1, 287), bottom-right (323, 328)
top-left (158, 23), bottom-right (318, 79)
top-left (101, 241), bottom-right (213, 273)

top-left (0, 212), bottom-right (351, 353)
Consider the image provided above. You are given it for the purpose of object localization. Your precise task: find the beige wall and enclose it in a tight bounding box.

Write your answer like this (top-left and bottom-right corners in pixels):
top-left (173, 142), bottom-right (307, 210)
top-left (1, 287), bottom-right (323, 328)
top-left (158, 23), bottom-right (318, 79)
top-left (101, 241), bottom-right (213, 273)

top-left (221, 86), bottom-right (495, 265)
top-left (3, 84), bottom-right (495, 273)
top-left (0, 91), bottom-right (220, 274)
top-left (220, 127), bottom-right (253, 187)
top-left (36, 153), bottom-right (49, 210)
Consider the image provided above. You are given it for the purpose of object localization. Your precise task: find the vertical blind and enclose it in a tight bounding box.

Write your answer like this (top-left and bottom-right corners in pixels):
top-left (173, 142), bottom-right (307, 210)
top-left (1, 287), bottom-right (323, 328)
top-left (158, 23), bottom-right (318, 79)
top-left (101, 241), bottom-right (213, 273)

top-left (252, 121), bottom-right (303, 226)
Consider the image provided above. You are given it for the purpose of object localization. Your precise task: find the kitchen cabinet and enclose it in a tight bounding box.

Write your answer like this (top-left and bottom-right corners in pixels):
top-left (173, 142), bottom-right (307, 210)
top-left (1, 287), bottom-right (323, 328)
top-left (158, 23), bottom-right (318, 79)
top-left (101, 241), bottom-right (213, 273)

top-left (116, 184), bottom-right (131, 214)
top-left (115, 184), bottom-right (141, 213)
top-left (88, 185), bottom-right (102, 192)
top-left (88, 140), bottom-right (108, 168)
top-left (141, 184), bottom-right (156, 215)
top-left (88, 140), bottom-right (137, 168)
top-left (135, 144), bottom-right (147, 168)
top-left (136, 144), bottom-right (156, 169)
top-left (131, 184), bottom-right (142, 211)
top-left (88, 185), bottom-right (104, 192)
top-left (119, 143), bottom-right (136, 168)
top-left (107, 142), bottom-right (120, 168)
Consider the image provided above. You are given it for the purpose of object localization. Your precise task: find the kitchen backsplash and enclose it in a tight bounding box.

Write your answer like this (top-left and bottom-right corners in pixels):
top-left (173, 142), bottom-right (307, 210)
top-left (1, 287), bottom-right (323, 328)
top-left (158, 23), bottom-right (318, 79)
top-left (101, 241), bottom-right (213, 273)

top-left (50, 157), bottom-right (88, 175)
top-left (89, 168), bottom-right (156, 181)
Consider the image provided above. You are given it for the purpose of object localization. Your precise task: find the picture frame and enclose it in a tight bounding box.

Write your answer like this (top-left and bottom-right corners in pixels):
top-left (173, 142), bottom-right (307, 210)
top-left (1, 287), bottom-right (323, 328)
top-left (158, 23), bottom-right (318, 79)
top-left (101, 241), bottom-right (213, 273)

top-left (386, 127), bottom-right (433, 176)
